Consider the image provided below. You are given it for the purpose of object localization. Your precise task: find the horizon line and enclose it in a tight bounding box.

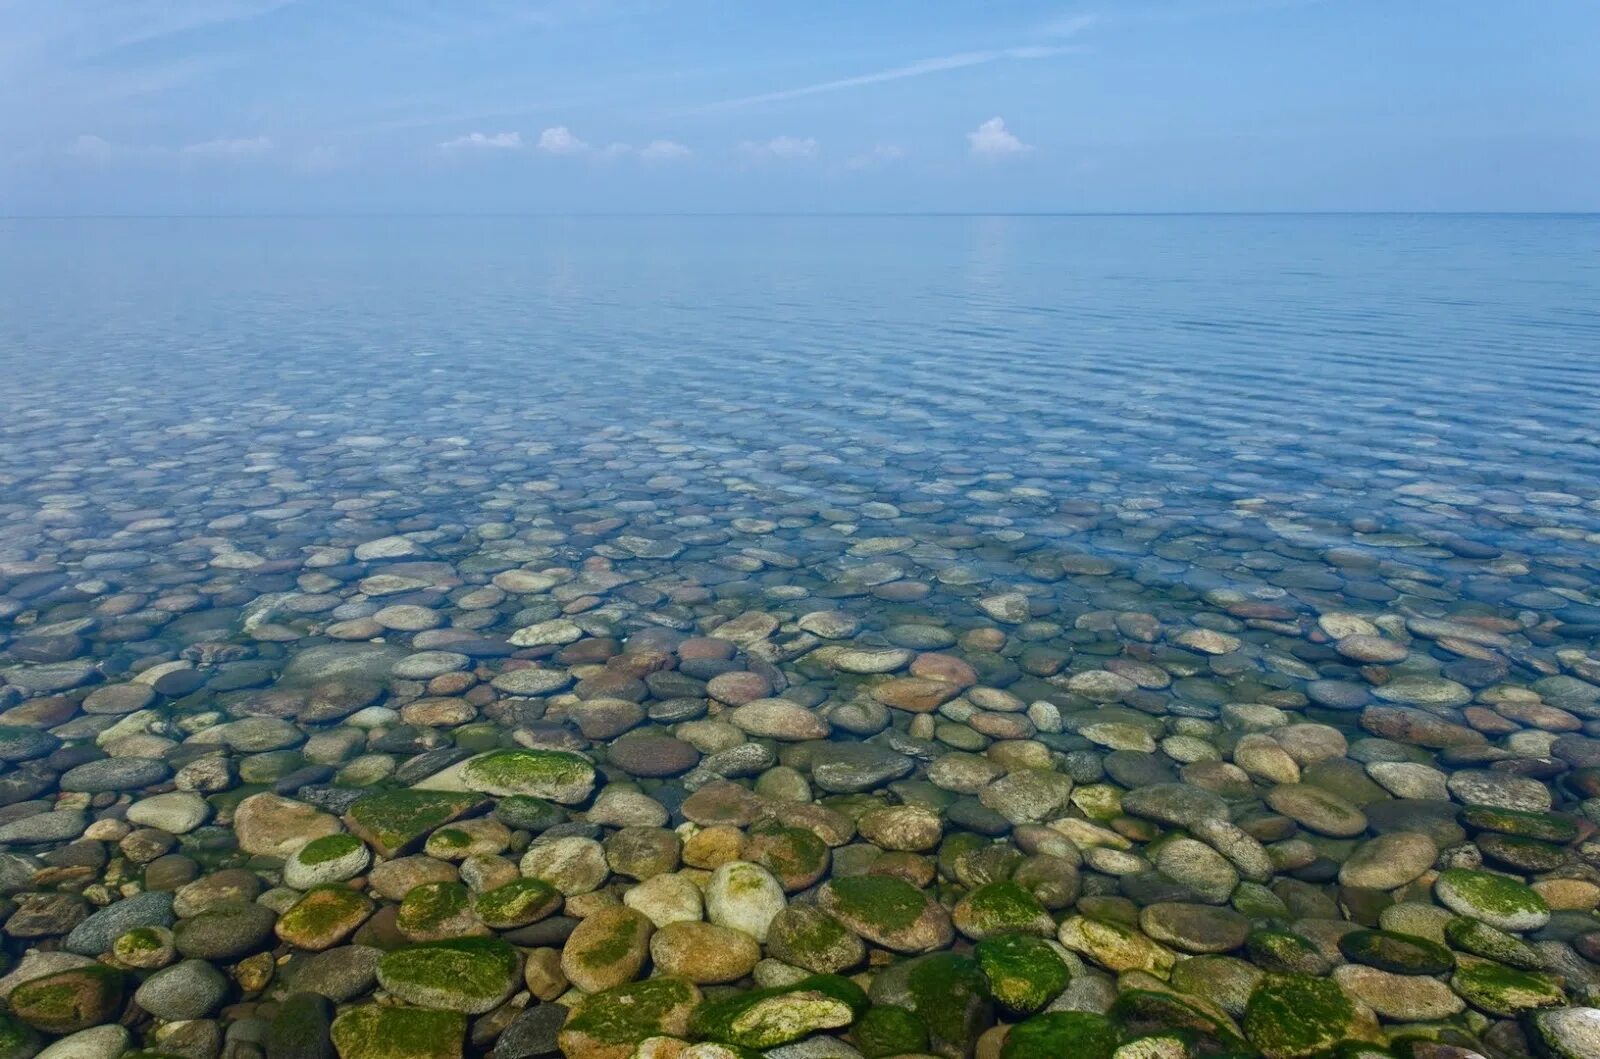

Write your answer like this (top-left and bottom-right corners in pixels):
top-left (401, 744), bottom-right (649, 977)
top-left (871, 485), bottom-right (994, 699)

top-left (2, 210), bottom-right (1598, 221)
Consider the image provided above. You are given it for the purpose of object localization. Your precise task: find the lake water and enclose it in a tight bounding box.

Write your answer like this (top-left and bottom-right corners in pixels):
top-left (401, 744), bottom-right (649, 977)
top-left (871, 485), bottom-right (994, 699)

top-left (0, 215), bottom-right (1598, 1058)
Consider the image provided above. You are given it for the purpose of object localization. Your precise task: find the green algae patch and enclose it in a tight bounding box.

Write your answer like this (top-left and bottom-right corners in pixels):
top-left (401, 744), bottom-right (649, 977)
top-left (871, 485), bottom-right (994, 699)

top-left (1110, 989), bottom-right (1248, 1053)
top-left (395, 880), bottom-right (478, 940)
top-left (329, 1004), bottom-right (466, 1059)
top-left (376, 936), bottom-right (520, 1014)
top-left (1449, 961), bottom-right (1566, 1016)
top-left (559, 976), bottom-right (702, 1059)
top-left (473, 877), bottom-right (562, 929)
top-left (456, 748), bottom-right (596, 803)
top-left (0, 1013), bottom-right (40, 1059)
top-left (1337, 929), bottom-right (1454, 975)
top-left (1442, 916), bottom-right (1543, 970)
top-left (853, 1005), bottom-right (929, 1059)
top-left (1000, 1011), bottom-right (1121, 1059)
top-left (691, 973), bottom-right (868, 1049)
top-left (298, 832), bottom-right (364, 865)
top-left (974, 933), bottom-right (1069, 1015)
top-left (952, 880), bottom-right (1055, 939)
top-left (343, 789), bottom-right (487, 857)
top-left (1244, 973), bottom-right (1368, 1059)
top-left (905, 951), bottom-right (995, 1056)
top-left (822, 874), bottom-right (926, 931)
top-left (1434, 868), bottom-right (1549, 933)
top-left (8, 964), bottom-right (125, 1035)
top-left (275, 885), bottom-right (375, 951)
top-left (1458, 805), bottom-right (1579, 843)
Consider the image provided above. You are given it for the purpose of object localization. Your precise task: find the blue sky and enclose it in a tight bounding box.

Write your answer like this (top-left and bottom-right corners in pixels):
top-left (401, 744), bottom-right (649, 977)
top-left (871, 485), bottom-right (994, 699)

top-left (2, 0), bottom-right (1596, 214)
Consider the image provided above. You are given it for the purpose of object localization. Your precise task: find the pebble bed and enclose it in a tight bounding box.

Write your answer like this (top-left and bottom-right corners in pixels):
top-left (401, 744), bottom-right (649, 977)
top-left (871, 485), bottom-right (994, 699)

top-left (0, 217), bottom-right (1597, 1059)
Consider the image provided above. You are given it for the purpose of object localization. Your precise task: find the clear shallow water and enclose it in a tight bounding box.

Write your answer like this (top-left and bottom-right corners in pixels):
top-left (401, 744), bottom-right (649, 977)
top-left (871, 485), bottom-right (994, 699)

top-left (1, 215), bottom-right (1599, 1057)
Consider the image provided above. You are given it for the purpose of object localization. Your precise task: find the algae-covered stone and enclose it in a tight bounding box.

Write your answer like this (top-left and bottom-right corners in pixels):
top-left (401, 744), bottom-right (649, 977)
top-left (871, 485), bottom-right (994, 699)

top-left (473, 877), bottom-right (562, 929)
top-left (704, 861), bottom-right (787, 943)
top-left (344, 790), bottom-right (487, 858)
top-left (853, 1006), bottom-right (929, 1059)
top-left (1243, 973), bottom-right (1370, 1059)
top-left (9, 965), bottom-right (124, 1035)
top-left (973, 933), bottom-right (1071, 1014)
top-left (1057, 916), bottom-right (1175, 977)
top-left (276, 886), bottom-right (376, 951)
top-left (560, 905), bottom-right (653, 993)
top-left (1336, 929), bottom-right (1454, 975)
top-left (558, 977), bottom-right (702, 1059)
top-left (1434, 868), bottom-right (1550, 932)
top-left (816, 874), bottom-right (953, 954)
top-left (1449, 960), bottom-right (1566, 1016)
top-left (396, 881), bottom-right (486, 942)
top-left (866, 951), bottom-right (993, 1059)
top-left (419, 749), bottom-right (595, 804)
top-left (285, 832), bottom-right (372, 889)
top-left (1000, 1012), bottom-right (1120, 1059)
top-left (690, 973), bottom-right (868, 1049)
top-left (330, 1004), bottom-right (466, 1059)
top-left (1111, 989), bottom-right (1249, 1054)
top-left (765, 904), bottom-right (866, 975)
top-left (376, 936), bottom-right (520, 1013)
top-left (0, 1014), bottom-right (39, 1059)
top-left (1442, 916), bottom-right (1543, 970)
top-left (951, 881), bottom-right (1054, 940)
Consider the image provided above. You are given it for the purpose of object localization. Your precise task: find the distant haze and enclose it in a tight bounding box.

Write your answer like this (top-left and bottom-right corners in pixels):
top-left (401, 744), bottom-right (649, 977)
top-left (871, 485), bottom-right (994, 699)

top-left (2, 0), bottom-right (1596, 215)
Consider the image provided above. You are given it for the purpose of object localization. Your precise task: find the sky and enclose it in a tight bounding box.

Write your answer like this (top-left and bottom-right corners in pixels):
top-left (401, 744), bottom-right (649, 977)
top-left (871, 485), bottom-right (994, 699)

top-left (1, 0), bottom-right (1597, 214)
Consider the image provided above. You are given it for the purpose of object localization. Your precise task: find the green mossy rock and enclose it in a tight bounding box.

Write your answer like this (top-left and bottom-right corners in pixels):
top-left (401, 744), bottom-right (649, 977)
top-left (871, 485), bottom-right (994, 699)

top-left (438, 748), bottom-right (596, 803)
top-left (1245, 929), bottom-right (1331, 976)
top-left (276, 886), bottom-right (376, 951)
top-left (0, 1013), bottom-right (40, 1059)
top-left (952, 881), bottom-right (1055, 940)
top-left (1244, 973), bottom-right (1369, 1059)
top-left (868, 951), bottom-right (995, 1059)
top-left (973, 933), bottom-right (1071, 1014)
top-left (745, 820), bottom-right (831, 891)
top-left (1110, 989), bottom-right (1248, 1054)
top-left (1337, 929), bottom-right (1454, 975)
top-left (690, 973), bottom-right (869, 1049)
top-left (8, 964), bottom-right (125, 1035)
top-left (853, 1005), bottom-right (929, 1059)
top-left (817, 873), bottom-right (954, 954)
top-left (376, 936), bottom-right (520, 1014)
top-left (1449, 961), bottom-right (1566, 1017)
top-left (396, 880), bottom-right (483, 941)
top-left (473, 877), bottom-right (562, 929)
top-left (1458, 806), bottom-right (1579, 843)
top-left (1000, 1012), bottom-right (1121, 1059)
top-left (343, 789), bottom-right (488, 858)
top-left (765, 904), bottom-right (866, 975)
top-left (1443, 917), bottom-right (1544, 970)
top-left (329, 1004), bottom-right (466, 1059)
top-left (558, 977), bottom-right (702, 1059)
top-left (1434, 868), bottom-right (1549, 932)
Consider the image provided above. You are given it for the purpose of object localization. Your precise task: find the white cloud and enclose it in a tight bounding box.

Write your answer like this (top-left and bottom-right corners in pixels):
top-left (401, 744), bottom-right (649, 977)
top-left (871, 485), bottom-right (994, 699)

top-left (439, 130), bottom-right (521, 151)
top-left (740, 135), bottom-right (818, 160)
top-left (968, 117), bottom-right (1030, 158)
top-left (639, 139), bottom-right (691, 162)
top-left (183, 135), bottom-right (273, 157)
top-left (537, 125), bottom-right (588, 154)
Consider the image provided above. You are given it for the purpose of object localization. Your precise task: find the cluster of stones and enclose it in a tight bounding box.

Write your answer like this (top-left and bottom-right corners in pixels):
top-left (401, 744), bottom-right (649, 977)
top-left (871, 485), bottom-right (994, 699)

top-left (0, 468), bottom-right (1598, 1059)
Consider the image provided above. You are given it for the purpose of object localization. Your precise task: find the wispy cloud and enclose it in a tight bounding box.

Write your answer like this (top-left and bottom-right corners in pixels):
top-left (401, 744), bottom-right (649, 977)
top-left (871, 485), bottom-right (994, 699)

top-left (639, 139), bottom-right (692, 162)
top-left (692, 38), bottom-right (1087, 113)
top-left (537, 125), bottom-right (589, 155)
top-left (183, 135), bottom-right (274, 157)
top-left (968, 117), bottom-right (1030, 157)
top-left (739, 135), bottom-right (818, 160)
top-left (439, 130), bottom-right (522, 151)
